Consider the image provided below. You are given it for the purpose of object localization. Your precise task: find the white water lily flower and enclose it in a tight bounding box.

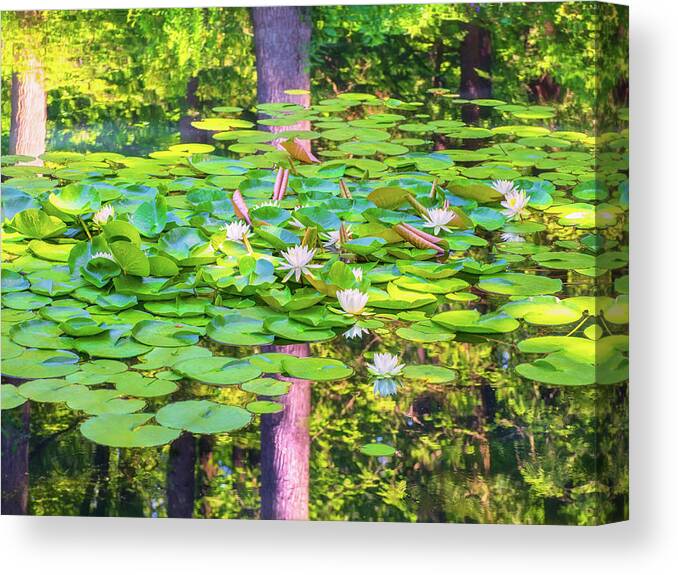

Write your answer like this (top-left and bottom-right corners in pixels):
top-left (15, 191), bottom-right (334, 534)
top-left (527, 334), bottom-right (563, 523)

top-left (91, 251), bottom-right (115, 262)
top-left (501, 189), bottom-right (530, 220)
top-left (278, 245), bottom-right (322, 282)
top-left (253, 200), bottom-right (280, 210)
top-left (373, 378), bottom-right (400, 397)
top-left (491, 179), bottom-right (517, 196)
top-left (336, 288), bottom-right (369, 315)
top-left (322, 226), bottom-right (353, 249)
top-left (367, 352), bottom-right (405, 378)
top-left (422, 207), bottom-right (456, 234)
top-left (92, 204), bottom-right (115, 226)
top-left (500, 232), bottom-right (525, 243)
top-left (222, 221), bottom-right (250, 242)
top-left (343, 324), bottom-right (368, 340)
top-left (352, 267), bottom-right (363, 282)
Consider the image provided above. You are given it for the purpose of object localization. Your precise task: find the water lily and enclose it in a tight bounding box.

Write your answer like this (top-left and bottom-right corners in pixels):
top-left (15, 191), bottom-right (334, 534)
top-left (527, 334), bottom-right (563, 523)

top-left (343, 324), bottom-right (368, 340)
top-left (367, 352), bottom-right (405, 378)
top-left (352, 267), bottom-right (363, 282)
top-left (501, 189), bottom-right (530, 220)
top-left (92, 204), bottom-right (115, 226)
top-left (422, 206), bottom-right (456, 234)
top-left (500, 232), bottom-right (525, 243)
top-left (322, 225), bottom-right (353, 250)
top-left (253, 200), bottom-right (280, 210)
top-left (491, 179), bottom-right (517, 196)
top-left (91, 251), bottom-right (115, 262)
top-left (372, 378), bottom-right (400, 397)
top-left (222, 221), bottom-right (250, 242)
top-left (336, 288), bottom-right (369, 315)
top-left (278, 245), bottom-right (322, 282)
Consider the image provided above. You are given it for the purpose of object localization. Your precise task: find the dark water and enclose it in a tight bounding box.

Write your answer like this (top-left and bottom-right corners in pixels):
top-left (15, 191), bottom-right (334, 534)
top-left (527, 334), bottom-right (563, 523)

top-left (2, 284), bottom-right (628, 524)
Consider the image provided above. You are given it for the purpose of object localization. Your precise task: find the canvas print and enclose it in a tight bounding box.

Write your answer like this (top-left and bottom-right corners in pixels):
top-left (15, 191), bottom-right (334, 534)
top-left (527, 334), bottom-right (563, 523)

top-left (1, 2), bottom-right (628, 524)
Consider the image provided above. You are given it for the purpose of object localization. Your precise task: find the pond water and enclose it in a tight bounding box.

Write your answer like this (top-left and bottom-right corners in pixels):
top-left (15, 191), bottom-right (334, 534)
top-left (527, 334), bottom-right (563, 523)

top-left (1, 96), bottom-right (628, 524)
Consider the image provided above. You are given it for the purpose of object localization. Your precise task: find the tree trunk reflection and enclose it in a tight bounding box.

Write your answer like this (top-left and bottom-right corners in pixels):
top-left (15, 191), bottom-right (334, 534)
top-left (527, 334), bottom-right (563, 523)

top-left (260, 343), bottom-right (311, 520)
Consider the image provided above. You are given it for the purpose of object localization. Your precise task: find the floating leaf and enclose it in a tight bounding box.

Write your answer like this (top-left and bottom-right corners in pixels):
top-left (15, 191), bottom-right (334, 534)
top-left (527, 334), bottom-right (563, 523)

top-left (2, 384), bottom-right (28, 409)
top-left (402, 365), bottom-right (457, 383)
top-left (156, 400), bottom-right (252, 433)
top-left (80, 413), bottom-right (180, 447)
top-left (477, 273), bottom-right (562, 296)
top-left (360, 443), bottom-right (396, 457)
top-left (246, 400), bottom-right (284, 414)
top-left (282, 356), bottom-right (353, 381)
top-left (173, 357), bottom-right (261, 386)
top-left (131, 320), bottom-right (204, 347)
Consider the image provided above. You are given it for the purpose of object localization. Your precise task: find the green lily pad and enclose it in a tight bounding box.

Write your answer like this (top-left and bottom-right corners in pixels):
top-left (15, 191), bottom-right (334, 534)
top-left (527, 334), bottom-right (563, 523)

top-left (1, 384), bottom-right (28, 409)
top-left (2, 349), bottom-right (80, 379)
top-left (17, 379), bottom-right (88, 403)
top-left (173, 357), bottom-right (261, 386)
top-left (241, 377), bottom-right (290, 396)
top-left (11, 321), bottom-right (71, 354)
top-left (156, 400), bottom-right (252, 434)
top-left (132, 346), bottom-right (212, 370)
top-left (500, 297), bottom-right (583, 325)
top-left (80, 413), bottom-right (180, 447)
top-left (264, 317), bottom-right (336, 342)
top-left (360, 443), bottom-right (396, 457)
top-left (131, 320), bottom-right (204, 347)
top-left (477, 273), bottom-right (563, 296)
top-left (246, 400), bottom-right (284, 414)
top-left (74, 329), bottom-right (151, 358)
top-left (432, 310), bottom-right (519, 333)
top-left (108, 371), bottom-right (178, 397)
top-left (8, 208), bottom-right (67, 239)
top-left (67, 389), bottom-right (146, 415)
top-left (207, 314), bottom-right (274, 346)
top-left (1, 270), bottom-right (30, 293)
top-left (402, 364), bottom-right (457, 383)
top-left (246, 353), bottom-right (291, 374)
top-left (282, 356), bottom-right (353, 381)
top-left (532, 251), bottom-right (597, 270)
top-left (3, 291), bottom-right (53, 310)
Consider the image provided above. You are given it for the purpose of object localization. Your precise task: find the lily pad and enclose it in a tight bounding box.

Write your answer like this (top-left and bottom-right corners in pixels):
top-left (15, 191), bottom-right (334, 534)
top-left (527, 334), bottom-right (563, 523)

top-left (17, 379), bottom-right (88, 403)
top-left (156, 400), bottom-right (252, 434)
top-left (80, 413), bottom-right (181, 447)
top-left (246, 400), bottom-right (284, 414)
top-left (360, 443), bottom-right (396, 457)
top-left (173, 357), bottom-right (261, 386)
top-left (477, 273), bottom-right (563, 296)
top-left (207, 314), bottom-right (274, 346)
top-left (241, 377), bottom-right (290, 396)
top-left (1, 349), bottom-right (80, 379)
top-left (1, 384), bottom-right (28, 409)
top-left (402, 364), bottom-right (457, 383)
top-left (131, 320), bottom-right (204, 347)
top-left (282, 356), bottom-right (354, 381)
top-left (74, 329), bottom-right (151, 358)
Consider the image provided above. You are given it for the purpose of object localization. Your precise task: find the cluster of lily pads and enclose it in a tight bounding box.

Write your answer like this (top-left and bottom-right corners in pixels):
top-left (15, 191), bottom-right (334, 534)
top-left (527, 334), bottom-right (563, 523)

top-left (1, 92), bottom-right (628, 452)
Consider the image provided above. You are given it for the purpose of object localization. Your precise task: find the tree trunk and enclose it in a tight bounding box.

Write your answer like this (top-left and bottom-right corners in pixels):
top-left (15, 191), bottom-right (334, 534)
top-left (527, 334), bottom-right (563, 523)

top-left (117, 451), bottom-right (144, 517)
top-left (167, 432), bottom-right (196, 518)
top-left (178, 76), bottom-right (212, 144)
top-left (10, 55), bottom-right (47, 164)
top-left (459, 23), bottom-right (492, 124)
top-left (1, 401), bottom-right (30, 515)
top-left (80, 444), bottom-right (111, 517)
top-left (260, 343), bottom-right (311, 520)
top-left (529, 73), bottom-right (561, 104)
top-left (251, 7), bottom-right (312, 146)
top-left (197, 435), bottom-right (218, 518)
